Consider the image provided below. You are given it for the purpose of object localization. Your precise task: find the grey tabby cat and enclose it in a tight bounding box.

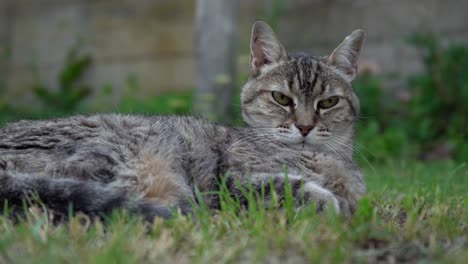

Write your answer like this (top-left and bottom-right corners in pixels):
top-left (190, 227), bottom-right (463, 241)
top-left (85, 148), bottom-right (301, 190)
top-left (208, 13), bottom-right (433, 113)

top-left (0, 21), bottom-right (366, 221)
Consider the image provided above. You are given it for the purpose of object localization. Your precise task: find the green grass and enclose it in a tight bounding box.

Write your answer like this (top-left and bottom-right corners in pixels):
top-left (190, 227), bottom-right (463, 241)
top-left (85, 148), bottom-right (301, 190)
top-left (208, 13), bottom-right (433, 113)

top-left (0, 161), bottom-right (466, 263)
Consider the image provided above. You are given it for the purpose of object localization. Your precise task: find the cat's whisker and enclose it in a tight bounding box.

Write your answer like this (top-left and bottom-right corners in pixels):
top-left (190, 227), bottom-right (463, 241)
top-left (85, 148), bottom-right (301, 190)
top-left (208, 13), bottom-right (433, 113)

top-left (328, 137), bottom-right (377, 176)
top-left (330, 134), bottom-right (376, 157)
top-left (355, 115), bottom-right (376, 120)
top-left (324, 142), bottom-right (354, 167)
top-left (329, 141), bottom-right (353, 164)
top-left (329, 136), bottom-right (364, 159)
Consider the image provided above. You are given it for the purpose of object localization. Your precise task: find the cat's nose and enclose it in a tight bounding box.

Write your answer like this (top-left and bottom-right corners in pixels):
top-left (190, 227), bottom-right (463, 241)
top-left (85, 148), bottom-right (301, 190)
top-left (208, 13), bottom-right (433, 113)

top-left (295, 124), bottom-right (314, 137)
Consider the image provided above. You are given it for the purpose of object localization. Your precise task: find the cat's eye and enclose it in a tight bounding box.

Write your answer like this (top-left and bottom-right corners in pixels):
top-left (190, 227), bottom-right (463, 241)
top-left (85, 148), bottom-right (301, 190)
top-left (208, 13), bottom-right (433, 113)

top-left (272, 91), bottom-right (292, 106)
top-left (318, 96), bottom-right (339, 109)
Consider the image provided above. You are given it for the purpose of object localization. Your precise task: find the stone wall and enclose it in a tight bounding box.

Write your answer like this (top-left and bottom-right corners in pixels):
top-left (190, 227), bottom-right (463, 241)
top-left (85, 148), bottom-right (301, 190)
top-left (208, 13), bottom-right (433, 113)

top-left (1, 0), bottom-right (467, 105)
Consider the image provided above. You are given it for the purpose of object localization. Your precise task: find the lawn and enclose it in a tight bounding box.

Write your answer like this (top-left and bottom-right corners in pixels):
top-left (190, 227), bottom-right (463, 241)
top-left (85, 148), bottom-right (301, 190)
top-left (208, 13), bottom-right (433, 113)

top-left (0, 161), bottom-right (466, 263)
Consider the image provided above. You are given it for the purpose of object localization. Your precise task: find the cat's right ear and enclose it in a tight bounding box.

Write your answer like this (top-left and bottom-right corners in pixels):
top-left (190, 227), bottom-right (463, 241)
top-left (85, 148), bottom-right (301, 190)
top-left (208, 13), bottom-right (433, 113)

top-left (250, 21), bottom-right (287, 76)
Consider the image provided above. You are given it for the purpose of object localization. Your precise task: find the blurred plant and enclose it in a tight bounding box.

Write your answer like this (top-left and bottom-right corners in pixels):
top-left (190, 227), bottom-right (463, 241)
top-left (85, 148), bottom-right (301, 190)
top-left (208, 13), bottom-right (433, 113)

top-left (118, 75), bottom-right (193, 115)
top-left (354, 35), bottom-right (468, 162)
top-left (357, 120), bottom-right (412, 163)
top-left (33, 43), bottom-right (92, 113)
top-left (354, 74), bottom-right (413, 162)
top-left (263, 0), bottom-right (286, 30)
top-left (354, 73), bottom-right (385, 125)
top-left (406, 34), bottom-right (468, 160)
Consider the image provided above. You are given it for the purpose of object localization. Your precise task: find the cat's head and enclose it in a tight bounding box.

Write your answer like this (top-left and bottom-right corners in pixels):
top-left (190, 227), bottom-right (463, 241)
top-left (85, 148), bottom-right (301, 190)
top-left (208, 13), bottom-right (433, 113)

top-left (241, 21), bottom-right (365, 151)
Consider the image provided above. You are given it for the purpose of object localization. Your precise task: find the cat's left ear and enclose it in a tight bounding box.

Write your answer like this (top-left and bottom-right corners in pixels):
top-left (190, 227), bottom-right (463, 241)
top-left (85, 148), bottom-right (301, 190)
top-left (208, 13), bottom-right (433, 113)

top-left (327, 29), bottom-right (366, 82)
top-left (250, 21), bottom-right (287, 76)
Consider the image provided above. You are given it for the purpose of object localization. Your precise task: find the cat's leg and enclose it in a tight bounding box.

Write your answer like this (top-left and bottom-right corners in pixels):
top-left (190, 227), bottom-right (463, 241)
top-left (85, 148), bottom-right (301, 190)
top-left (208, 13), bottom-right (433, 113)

top-left (217, 172), bottom-right (340, 213)
top-left (300, 151), bottom-right (367, 216)
top-left (112, 152), bottom-right (196, 216)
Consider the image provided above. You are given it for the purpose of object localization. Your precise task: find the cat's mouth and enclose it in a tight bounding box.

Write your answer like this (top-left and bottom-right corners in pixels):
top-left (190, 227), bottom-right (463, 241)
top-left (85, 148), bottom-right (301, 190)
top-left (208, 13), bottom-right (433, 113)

top-left (274, 127), bottom-right (315, 147)
top-left (300, 140), bottom-right (307, 149)
top-left (274, 125), bottom-right (332, 150)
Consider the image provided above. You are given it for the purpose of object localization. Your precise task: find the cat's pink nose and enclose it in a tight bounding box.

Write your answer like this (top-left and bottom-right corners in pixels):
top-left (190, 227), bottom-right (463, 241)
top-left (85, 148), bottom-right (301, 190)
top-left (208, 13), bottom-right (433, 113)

top-left (295, 124), bottom-right (314, 137)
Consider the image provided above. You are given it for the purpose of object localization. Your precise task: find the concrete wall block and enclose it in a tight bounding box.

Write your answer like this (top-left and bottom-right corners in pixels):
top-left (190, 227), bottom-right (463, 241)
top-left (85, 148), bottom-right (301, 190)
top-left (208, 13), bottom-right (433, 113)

top-left (434, 0), bottom-right (468, 33)
top-left (88, 58), bottom-right (195, 97)
top-left (10, 3), bottom-right (86, 67)
top-left (5, 58), bottom-right (82, 103)
top-left (85, 17), bottom-right (194, 61)
top-left (86, 0), bottom-right (195, 60)
top-left (8, 0), bottom-right (85, 16)
top-left (90, 0), bottom-right (195, 23)
top-left (360, 0), bottom-right (438, 41)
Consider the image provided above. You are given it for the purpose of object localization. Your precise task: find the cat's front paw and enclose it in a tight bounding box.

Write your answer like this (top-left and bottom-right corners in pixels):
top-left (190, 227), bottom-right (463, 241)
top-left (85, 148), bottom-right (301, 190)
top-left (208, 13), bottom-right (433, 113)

top-left (301, 151), bottom-right (347, 173)
top-left (300, 151), bottom-right (326, 165)
top-left (302, 151), bottom-right (339, 164)
top-left (302, 181), bottom-right (340, 213)
top-left (299, 151), bottom-right (333, 172)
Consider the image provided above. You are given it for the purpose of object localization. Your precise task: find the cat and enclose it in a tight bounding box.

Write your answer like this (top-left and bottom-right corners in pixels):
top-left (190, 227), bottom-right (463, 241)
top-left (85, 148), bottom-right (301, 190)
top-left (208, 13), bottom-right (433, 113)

top-left (0, 21), bottom-right (366, 222)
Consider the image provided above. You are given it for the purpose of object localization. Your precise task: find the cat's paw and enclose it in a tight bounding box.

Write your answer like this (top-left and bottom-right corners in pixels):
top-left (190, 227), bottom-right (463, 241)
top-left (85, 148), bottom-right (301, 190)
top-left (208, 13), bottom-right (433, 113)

top-left (300, 151), bottom-right (335, 169)
top-left (300, 151), bottom-right (325, 164)
top-left (300, 151), bottom-right (346, 172)
top-left (302, 181), bottom-right (340, 213)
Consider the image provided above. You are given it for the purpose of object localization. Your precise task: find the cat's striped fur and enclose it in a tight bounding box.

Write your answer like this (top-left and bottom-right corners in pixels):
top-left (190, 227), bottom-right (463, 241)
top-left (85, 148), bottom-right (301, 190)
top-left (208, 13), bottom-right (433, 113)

top-left (0, 21), bottom-right (366, 221)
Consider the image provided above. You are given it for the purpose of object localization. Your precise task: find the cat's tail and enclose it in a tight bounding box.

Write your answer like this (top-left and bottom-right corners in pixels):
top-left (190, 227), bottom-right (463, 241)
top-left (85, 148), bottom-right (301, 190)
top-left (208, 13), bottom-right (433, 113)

top-left (0, 171), bottom-right (193, 223)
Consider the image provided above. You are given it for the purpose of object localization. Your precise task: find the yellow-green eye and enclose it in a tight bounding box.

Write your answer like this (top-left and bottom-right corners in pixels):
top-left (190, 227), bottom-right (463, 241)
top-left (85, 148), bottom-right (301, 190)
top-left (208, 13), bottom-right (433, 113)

top-left (318, 96), bottom-right (339, 109)
top-left (272, 91), bottom-right (292, 106)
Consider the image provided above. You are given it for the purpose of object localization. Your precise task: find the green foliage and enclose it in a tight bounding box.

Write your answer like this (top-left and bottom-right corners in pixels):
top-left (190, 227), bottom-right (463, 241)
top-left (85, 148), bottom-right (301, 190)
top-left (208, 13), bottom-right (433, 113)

top-left (353, 74), bottom-right (413, 162)
top-left (263, 0), bottom-right (286, 30)
top-left (357, 121), bottom-right (412, 163)
top-left (117, 76), bottom-right (193, 115)
top-left (354, 36), bottom-right (468, 162)
top-left (33, 43), bottom-right (92, 113)
top-left (406, 35), bottom-right (468, 159)
top-left (353, 73), bottom-right (385, 123)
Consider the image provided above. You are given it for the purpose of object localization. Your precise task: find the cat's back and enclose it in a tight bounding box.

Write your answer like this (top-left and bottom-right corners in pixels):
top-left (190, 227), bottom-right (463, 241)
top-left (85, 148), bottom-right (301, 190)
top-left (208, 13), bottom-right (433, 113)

top-left (0, 114), bottom-right (221, 181)
top-left (1, 114), bottom-right (149, 146)
top-left (0, 113), bottom-right (207, 142)
top-left (0, 113), bottom-right (220, 161)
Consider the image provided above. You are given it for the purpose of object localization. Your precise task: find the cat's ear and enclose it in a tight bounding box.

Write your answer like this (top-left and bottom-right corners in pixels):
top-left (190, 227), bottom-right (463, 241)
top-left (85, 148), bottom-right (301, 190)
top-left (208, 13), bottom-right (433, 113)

top-left (250, 21), bottom-right (287, 76)
top-left (327, 29), bottom-right (366, 82)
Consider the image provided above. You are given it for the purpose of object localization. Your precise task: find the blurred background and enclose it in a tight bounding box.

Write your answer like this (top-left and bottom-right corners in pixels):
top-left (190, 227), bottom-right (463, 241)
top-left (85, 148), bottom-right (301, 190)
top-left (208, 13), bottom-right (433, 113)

top-left (0, 0), bottom-right (467, 162)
